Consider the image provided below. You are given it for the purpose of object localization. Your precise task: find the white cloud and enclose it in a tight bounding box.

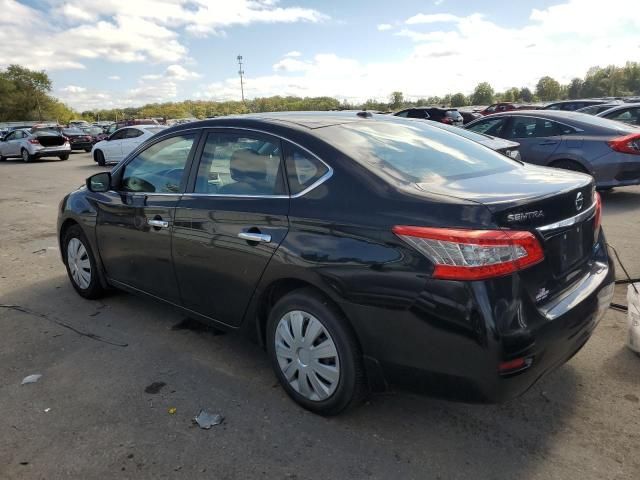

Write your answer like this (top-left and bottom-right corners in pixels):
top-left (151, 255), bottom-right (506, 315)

top-left (108, 75), bottom-right (121, 80)
top-left (434, 0), bottom-right (445, 6)
top-left (377, 23), bottom-right (393, 31)
top-left (166, 64), bottom-right (201, 80)
top-left (405, 13), bottom-right (461, 24)
top-left (284, 50), bottom-right (302, 57)
top-left (60, 85), bottom-right (87, 93)
top-left (0, 0), bottom-right (327, 70)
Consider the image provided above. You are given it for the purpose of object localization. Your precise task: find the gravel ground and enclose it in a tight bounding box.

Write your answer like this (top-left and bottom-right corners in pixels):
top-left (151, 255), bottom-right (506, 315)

top-left (0, 152), bottom-right (638, 479)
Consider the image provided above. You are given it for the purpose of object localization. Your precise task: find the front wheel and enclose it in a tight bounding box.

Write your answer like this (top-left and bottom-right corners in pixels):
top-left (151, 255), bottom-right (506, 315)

top-left (85, 147), bottom-right (92, 152)
top-left (94, 150), bottom-right (105, 166)
top-left (59, 154), bottom-right (69, 160)
top-left (21, 148), bottom-right (32, 163)
top-left (63, 225), bottom-right (105, 299)
top-left (266, 288), bottom-right (367, 415)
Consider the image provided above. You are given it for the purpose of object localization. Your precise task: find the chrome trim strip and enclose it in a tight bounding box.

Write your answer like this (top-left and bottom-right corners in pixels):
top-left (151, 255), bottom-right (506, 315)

top-left (536, 202), bottom-right (596, 233)
top-left (110, 125), bottom-right (334, 199)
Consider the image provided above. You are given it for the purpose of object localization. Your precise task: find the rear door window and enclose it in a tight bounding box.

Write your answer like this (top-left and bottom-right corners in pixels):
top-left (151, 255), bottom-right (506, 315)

top-left (194, 133), bottom-right (285, 196)
top-left (126, 129), bottom-right (144, 138)
top-left (283, 143), bottom-right (330, 195)
top-left (506, 117), bottom-right (574, 138)
top-left (407, 109), bottom-right (428, 119)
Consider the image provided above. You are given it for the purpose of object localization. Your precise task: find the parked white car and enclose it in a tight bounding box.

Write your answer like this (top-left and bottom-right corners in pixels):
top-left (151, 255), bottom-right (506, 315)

top-left (91, 125), bottom-right (167, 166)
top-left (0, 128), bottom-right (71, 162)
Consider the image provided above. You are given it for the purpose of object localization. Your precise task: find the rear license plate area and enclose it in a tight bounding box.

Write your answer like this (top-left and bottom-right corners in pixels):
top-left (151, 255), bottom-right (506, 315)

top-left (546, 220), bottom-right (594, 275)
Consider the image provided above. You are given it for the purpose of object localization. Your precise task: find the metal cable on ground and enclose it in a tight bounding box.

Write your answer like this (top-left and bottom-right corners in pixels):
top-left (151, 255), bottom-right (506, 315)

top-left (607, 243), bottom-right (639, 294)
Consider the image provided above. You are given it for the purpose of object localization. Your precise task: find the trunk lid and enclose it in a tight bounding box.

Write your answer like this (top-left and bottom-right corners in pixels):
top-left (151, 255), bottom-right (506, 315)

top-left (36, 133), bottom-right (65, 147)
top-left (417, 163), bottom-right (598, 303)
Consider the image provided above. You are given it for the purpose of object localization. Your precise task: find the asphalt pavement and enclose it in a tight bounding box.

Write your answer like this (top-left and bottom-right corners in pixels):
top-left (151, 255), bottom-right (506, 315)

top-left (0, 152), bottom-right (638, 479)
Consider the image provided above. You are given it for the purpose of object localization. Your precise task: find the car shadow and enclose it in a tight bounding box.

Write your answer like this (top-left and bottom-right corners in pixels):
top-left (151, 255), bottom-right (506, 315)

top-left (1, 274), bottom-right (589, 478)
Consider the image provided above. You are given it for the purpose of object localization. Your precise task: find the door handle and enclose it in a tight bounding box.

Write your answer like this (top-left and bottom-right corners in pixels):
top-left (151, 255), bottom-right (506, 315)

top-left (238, 232), bottom-right (271, 243)
top-left (147, 218), bottom-right (169, 228)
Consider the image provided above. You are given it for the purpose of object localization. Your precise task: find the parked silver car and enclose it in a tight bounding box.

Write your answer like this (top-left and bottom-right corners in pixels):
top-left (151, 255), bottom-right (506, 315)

top-left (0, 128), bottom-right (71, 162)
top-left (465, 110), bottom-right (640, 189)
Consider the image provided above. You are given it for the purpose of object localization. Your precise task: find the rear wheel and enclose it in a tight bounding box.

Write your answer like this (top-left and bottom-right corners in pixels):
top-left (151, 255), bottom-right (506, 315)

top-left (550, 159), bottom-right (588, 174)
top-left (266, 288), bottom-right (367, 415)
top-left (21, 148), bottom-right (32, 163)
top-left (94, 150), bottom-right (105, 166)
top-left (84, 147), bottom-right (92, 152)
top-left (62, 225), bottom-right (105, 299)
top-left (59, 154), bottom-right (69, 160)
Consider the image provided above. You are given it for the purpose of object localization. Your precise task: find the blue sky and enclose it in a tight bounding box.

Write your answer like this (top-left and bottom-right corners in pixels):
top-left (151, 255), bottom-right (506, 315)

top-left (2, 0), bottom-right (639, 111)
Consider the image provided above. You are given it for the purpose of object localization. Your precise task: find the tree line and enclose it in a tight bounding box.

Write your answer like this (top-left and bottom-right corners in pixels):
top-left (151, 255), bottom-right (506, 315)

top-left (1, 62), bottom-right (639, 123)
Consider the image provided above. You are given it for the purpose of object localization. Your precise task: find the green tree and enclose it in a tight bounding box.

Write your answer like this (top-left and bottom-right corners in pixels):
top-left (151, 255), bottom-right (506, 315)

top-left (471, 82), bottom-right (494, 105)
top-left (567, 78), bottom-right (584, 99)
top-left (389, 91), bottom-right (404, 110)
top-left (519, 87), bottom-right (534, 102)
top-left (450, 92), bottom-right (467, 107)
top-left (536, 76), bottom-right (561, 101)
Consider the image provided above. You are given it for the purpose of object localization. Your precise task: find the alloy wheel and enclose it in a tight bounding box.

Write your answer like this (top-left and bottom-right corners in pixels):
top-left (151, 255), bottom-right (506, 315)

top-left (67, 237), bottom-right (91, 289)
top-left (274, 310), bottom-right (340, 401)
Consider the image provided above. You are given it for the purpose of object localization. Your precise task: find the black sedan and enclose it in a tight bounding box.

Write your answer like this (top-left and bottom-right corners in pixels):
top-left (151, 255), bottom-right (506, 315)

top-left (62, 128), bottom-right (94, 152)
top-left (58, 112), bottom-right (614, 415)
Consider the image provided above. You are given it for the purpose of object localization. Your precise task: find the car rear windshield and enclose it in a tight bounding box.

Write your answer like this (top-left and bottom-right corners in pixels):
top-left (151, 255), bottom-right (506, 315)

top-left (317, 120), bottom-right (519, 183)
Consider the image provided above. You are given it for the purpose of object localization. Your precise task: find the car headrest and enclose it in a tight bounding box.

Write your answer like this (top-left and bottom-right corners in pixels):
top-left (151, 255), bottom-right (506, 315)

top-left (229, 148), bottom-right (267, 182)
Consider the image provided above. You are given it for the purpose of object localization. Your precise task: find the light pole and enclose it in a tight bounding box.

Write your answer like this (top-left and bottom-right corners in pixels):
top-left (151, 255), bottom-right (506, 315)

top-left (237, 55), bottom-right (245, 102)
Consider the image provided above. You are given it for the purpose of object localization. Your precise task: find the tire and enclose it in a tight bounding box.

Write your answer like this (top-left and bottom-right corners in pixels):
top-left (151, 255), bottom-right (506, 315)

top-left (59, 154), bottom-right (69, 160)
top-left (94, 150), bottom-right (105, 166)
top-left (550, 159), bottom-right (588, 174)
top-left (21, 148), bottom-right (32, 163)
top-left (84, 147), bottom-right (92, 152)
top-left (266, 288), bottom-right (367, 415)
top-left (0, 154), bottom-right (5, 161)
top-left (62, 225), bottom-right (105, 299)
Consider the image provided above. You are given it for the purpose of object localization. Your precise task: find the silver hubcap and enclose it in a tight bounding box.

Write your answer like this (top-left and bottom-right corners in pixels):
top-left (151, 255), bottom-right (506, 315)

top-left (274, 310), bottom-right (340, 401)
top-left (22, 150), bottom-right (28, 161)
top-left (67, 238), bottom-right (91, 289)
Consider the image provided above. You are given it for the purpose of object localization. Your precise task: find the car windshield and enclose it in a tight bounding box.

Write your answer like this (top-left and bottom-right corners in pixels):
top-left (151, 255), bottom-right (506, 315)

top-left (316, 120), bottom-right (519, 184)
top-left (63, 129), bottom-right (85, 135)
top-left (83, 127), bottom-right (103, 134)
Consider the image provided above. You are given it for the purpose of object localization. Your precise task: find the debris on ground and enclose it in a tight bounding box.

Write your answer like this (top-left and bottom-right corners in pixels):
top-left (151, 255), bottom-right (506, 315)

top-left (171, 317), bottom-right (225, 336)
top-left (21, 374), bottom-right (42, 385)
top-left (44, 408), bottom-right (51, 413)
top-left (168, 407), bottom-right (177, 415)
top-left (193, 410), bottom-right (224, 429)
top-left (144, 381), bottom-right (166, 394)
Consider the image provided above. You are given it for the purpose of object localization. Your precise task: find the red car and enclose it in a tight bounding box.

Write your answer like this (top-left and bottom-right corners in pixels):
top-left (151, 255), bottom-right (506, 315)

top-left (478, 103), bottom-right (519, 116)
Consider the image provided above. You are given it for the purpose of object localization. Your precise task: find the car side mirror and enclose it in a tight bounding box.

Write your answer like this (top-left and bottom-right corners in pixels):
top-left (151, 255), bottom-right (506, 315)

top-left (87, 172), bottom-right (111, 192)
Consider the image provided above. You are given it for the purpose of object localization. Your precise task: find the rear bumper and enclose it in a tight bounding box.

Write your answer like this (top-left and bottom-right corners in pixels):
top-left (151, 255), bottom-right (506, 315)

top-left (69, 142), bottom-right (93, 150)
top-left (592, 152), bottom-right (640, 188)
top-left (341, 238), bottom-right (615, 402)
top-left (31, 145), bottom-right (71, 158)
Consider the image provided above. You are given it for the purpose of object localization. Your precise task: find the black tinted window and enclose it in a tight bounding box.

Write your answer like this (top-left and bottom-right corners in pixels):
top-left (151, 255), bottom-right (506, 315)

top-left (126, 129), bottom-right (144, 138)
top-left (121, 134), bottom-right (196, 193)
top-left (195, 133), bottom-right (285, 196)
top-left (506, 117), bottom-right (573, 138)
top-left (315, 121), bottom-right (517, 184)
top-left (110, 129), bottom-right (127, 140)
top-left (284, 144), bottom-right (329, 195)
top-left (467, 117), bottom-right (506, 136)
top-left (395, 110), bottom-right (409, 118)
top-left (407, 109), bottom-right (428, 119)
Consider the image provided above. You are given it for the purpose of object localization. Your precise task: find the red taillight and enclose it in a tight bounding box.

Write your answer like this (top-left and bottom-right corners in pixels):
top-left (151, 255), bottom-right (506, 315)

top-left (498, 357), bottom-right (532, 374)
top-left (28, 138), bottom-right (40, 145)
top-left (392, 226), bottom-right (545, 280)
top-left (607, 133), bottom-right (640, 155)
top-left (441, 117), bottom-right (453, 124)
top-left (594, 191), bottom-right (602, 239)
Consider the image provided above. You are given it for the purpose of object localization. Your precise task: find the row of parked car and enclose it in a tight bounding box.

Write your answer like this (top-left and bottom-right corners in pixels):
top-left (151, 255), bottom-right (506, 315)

top-left (392, 99), bottom-right (640, 190)
top-left (0, 118), bottom-right (162, 163)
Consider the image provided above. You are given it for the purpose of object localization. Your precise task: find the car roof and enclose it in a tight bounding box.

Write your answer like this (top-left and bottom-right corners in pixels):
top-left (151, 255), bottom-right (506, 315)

top-left (597, 102), bottom-right (640, 115)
